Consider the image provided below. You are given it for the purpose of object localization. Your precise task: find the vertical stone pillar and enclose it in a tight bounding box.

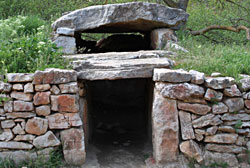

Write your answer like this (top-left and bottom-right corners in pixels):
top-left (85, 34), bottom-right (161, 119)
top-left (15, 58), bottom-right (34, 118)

top-left (152, 88), bottom-right (179, 164)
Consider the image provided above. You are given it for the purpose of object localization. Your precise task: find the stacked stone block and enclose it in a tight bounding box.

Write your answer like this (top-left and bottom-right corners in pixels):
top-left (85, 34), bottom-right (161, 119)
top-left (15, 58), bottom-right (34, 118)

top-left (152, 68), bottom-right (250, 167)
top-left (0, 69), bottom-right (85, 165)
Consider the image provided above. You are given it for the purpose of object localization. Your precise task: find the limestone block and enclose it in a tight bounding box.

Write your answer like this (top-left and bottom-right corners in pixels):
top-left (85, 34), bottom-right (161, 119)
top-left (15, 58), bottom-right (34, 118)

top-left (180, 140), bottom-right (203, 163)
top-left (4, 101), bottom-right (13, 112)
top-left (6, 112), bottom-right (35, 119)
top-left (212, 102), bottom-right (228, 114)
top-left (152, 91), bottom-right (179, 163)
top-left (33, 92), bottom-right (51, 105)
top-left (204, 88), bottom-right (223, 102)
top-left (60, 128), bottom-right (86, 166)
top-left (224, 84), bottom-right (242, 97)
top-left (12, 84), bottom-right (23, 91)
top-left (33, 68), bottom-right (77, 85)
top-left (33, 131), bottom-right (61, 148)
top-left (12, 124), bottom-right (25, 135)
top-left (13, 101), bottom-right (34, 112)
top-left (203, 151), bottom-right (238, 167)
top-left (36, 105), bottom-right (51, 116)
top-left (245, 100), bottom-right (250, 109)
top-left (56, 27), bottom-right (75, 36)
top-left (153, 69), bottom-right (191, 83)
top-left (54, 36), bottom-right (76, 55)
top-left (10, 91), bottom-right (33, 101)
top-left (0, 141), bottom-right (33, 150)
top-left (161, 83), bottom-right (204, 101)
top-left (206, 144), bottom-right (245, 154)
top-left (59, 82), bottom-right (78, 93)
top-left (204, 133), bottom-right (238, 144)
top-left (1, 120), bottom-right (15, 129)
top-left (224, 98), bottom-right (244, 112)
top-left (0, 150), bottom-right (37, 164)
top-left (7, 73), bottom-right (34, 83)
top-left (50, 85), bottom-right (61, 95)
top-left (35, 84), bottom-right (51, 91)
top-left (179, 111), bottom-right (195, 140)
top-left (239, 74), bottom-right (250, 91)
top-left (189, 70), bottom-right (205, 85)
top-left (25, 117), bottom-right (48, 135)
top-left (0, 81), bottom-right (12, 93)
top-left (150, 28), bottom-right (177, 50)
top-left (0, 129), bottom-right (14, 141)
top-left (205, 77), bottom-right (235, 89)
top-left (51, 95), bottom-right (79, 113)
top-left (178, 102), bottom-right (211, 115)
top-left (14, 134), bottom-right (36, 141)
top-left (221, 113), bottom-right (250, 121)
top-left (24, 83), bottom-right (34, 93)
top-left (47, 113), bottom-right (70, 129)
top-left (192, 114), bottom-right (215, 128)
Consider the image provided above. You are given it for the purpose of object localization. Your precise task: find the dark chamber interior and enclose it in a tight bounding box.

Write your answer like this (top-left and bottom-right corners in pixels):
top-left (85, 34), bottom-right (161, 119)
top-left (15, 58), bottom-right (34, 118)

top-left (75, 33), bottom-right (151, 54)
top-left (87, 78), bottom-right (153, 147)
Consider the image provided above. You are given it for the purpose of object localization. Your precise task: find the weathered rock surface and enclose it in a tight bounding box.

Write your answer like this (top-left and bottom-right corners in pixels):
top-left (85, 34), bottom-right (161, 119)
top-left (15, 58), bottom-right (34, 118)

top-left (1, 120), bottom-right (15, 129)
top-left (0, 81), bottom-right (12, 93)
top-left (179, 111), bottom-right (195, 140)
top-left (205, 77), bottom-right (235, 89)
top-left (224, 98), bottom-right (244, 112)
top-left (245, 100), bottom-right (250, 109)
top-left (51, 95), bottom-right (79, 113)
top-left (0, 129), bottom-right (14, 141)
top-left (56, 27), bottom-right (74, 36)
top-left (153, 69), bottom-right (192, 83)
top-left (64, 113), bottom-right (82, 127)
top-left (224, 84), bottom-right (242, 97)
top-left (13, 101), bottom-right (34, 112)
top-left (203, 151), bottom-right (238, 167)
top-left (212, 102), bottom-right (228, 114)
top-left (12, 84), bottom-right (23, 91)
top-left (206, 144), bottom-right (245, 154)
top-left (59, 82), bottom-right (78, 93)
top-left (0, 141), bottom-right (33, 149)
top-left (178, 102), bottom-right (211, 115)
top-left (33, 131), bottom-right (61, 148)
top-left (204, 133), bottom-right (238, 144)
top-left (239, 75), bottom-right (250, 91)
top-left (218, 126), bottom-right (236, 133)
top-left (161, 83), bottom-right (204, 100)
top-left (47, 113), bottom-right (70, 129)
top-left (189, 70), bottom-right (205, 85)
top-left (36, 105), bottom-right (51, 116)
top-left (206, 126), bottom-right (218, 135)
top-left (24, 83), bottom-right (34, 93)
top-left (33, 92), bottom-right (51, 106)
top-left (7, 73), bottom-right (34, 83)
top-left (14, 134), bottom-right (36, 141)
top-left (6, 112), bottom-right (35, 119)
top-left (152, 91), bottom-right (179, 163)
top-left (60, 128), bottom-right (86, 165)
top-left (10, 91), bottom-right (33, 101)
top-left (52, 2), bottom-right (189, 33)
top-left (221, 113), bottom-right (250, 121)
top-left (50, 85), bottom-right (61, 95)
top-left (71, 51), bottom-right (175, 80)
top-left (35, 84), bottom-right (51, 92)
top-left (12, 124), bottom-right (25, 135)
top-left (54, 36), bottom-right (76, 55)
top-left (25, 117), bottom-right (48, 135)
top-left (180, 140), bottom-right (203, 163)
top-left (192, 114), bottom-right (215, 128)
top-left (150, 28), bottom-right (178, 50)
top-left (204, 89), bottom-right (223, 102)
top-left (33, 68), bottom-right (77, 84)
top-left (0, 150), bottom-right (37, 164)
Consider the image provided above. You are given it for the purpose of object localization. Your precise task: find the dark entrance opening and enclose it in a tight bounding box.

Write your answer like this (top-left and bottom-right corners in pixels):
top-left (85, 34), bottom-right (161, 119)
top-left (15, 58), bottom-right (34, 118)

top-left (85, 78), bottom-right (153, 166)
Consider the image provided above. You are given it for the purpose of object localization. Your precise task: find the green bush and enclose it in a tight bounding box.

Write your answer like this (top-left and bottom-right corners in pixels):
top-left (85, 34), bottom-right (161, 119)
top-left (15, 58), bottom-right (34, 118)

top-left (0, 16), bottom-right (68, 74)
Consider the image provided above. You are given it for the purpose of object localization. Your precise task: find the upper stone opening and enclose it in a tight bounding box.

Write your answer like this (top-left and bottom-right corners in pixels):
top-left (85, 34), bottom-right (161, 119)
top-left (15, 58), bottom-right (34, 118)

top-left (52, 2), bottom-right (189, 33)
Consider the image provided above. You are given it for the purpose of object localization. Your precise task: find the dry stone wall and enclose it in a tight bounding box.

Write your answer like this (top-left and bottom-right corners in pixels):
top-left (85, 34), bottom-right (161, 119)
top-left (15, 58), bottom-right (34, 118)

top-left (0, 68), bottom-right (85, 165)
top-left (152, 68), bottom-right (250, 167)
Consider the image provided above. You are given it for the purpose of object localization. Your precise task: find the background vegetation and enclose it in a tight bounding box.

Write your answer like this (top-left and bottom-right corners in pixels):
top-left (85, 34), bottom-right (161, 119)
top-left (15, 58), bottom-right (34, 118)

top-left (0, 0), bottom-right (249, 77)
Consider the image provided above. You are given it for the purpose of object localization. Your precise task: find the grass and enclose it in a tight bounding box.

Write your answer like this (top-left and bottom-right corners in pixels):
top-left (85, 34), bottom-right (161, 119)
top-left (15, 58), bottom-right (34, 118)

top-left (174, 36), bottom-right (250, 79)
top-left (0, 149), bottom-right (63, 168)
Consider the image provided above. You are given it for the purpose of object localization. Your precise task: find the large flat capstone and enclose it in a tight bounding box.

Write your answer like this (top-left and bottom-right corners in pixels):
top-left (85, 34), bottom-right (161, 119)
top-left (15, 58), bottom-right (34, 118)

top-left (66, 50), bottom-right (175, 80)
top-left (52, 2), bottom-right (189, 33)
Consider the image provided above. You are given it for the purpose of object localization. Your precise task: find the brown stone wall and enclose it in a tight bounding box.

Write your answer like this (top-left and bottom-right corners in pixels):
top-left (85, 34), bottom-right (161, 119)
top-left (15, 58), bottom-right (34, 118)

top-left (0, 69), bottom-right (86, 165)
top-left (152, 69), bottom-right (250, 167)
